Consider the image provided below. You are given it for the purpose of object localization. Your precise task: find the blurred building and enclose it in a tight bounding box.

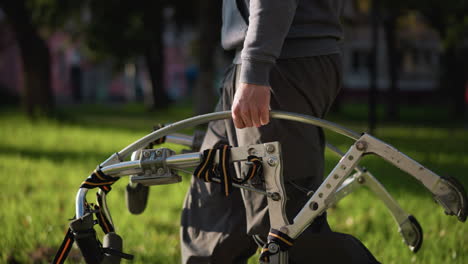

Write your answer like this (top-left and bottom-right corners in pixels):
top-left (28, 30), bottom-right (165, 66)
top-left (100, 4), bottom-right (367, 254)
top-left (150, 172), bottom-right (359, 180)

top-left (342, 1), bottom-right (441, 94)
top-left (0, 4), bottom-right (447, 105)
top-left (0, 7), bottom-right (198, 105)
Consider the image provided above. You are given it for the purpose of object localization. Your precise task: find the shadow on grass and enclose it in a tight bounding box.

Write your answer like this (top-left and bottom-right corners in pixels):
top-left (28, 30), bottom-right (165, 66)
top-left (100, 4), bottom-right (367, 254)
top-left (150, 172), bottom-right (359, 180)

top-left (0, 144), bottom-right (112, 165)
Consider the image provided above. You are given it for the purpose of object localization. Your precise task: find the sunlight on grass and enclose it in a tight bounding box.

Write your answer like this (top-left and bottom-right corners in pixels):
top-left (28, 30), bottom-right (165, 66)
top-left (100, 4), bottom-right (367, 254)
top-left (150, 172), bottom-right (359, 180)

top-left (0, 104), bottom-right (467, 263)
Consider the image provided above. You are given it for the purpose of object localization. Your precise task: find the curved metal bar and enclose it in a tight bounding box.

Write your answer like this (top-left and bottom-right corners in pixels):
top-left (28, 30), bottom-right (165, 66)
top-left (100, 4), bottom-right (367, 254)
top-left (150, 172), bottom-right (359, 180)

top-left (85, 111), bottom-right (360, 219)
top-left (76, 188), bottom-right (88, 217)
top-left (103, 110), bottom-right (360, 166)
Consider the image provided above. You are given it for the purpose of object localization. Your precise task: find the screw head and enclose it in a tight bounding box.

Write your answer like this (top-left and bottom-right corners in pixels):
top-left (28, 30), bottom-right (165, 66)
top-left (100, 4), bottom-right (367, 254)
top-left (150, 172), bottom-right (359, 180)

top-left (266, 144), bottom-right (275, 153)
top-left (143, 151), bottom-right (150, 157)
top-left (248, 148), bottom-right (257, 156)
top-left (355, 141), bottom-right (367, 151)
top-left (268, 243), bottom-right (280, 254)
top-left (269, 192), bottom-right (281, 201)
top-left (309, 202), bottom-right (319, 211)
top-left (155, 149), bottom-right (162, 156)
top-left (157, 168), bottom-right (165, 175)
top-left (267, 157), bottom-right (277, 167)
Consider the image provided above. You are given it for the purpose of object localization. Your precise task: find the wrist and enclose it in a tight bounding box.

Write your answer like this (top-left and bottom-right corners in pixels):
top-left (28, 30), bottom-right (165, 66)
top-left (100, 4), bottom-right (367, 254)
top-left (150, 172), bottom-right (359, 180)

top-left (240, 59), bottom-right (274, 86)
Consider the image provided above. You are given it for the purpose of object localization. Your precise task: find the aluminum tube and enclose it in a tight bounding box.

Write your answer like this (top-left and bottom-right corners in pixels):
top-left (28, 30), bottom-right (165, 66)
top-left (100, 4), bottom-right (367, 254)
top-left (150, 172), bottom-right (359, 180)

top-left (166, 153), bottom-right (202, 169)
top-left (166, 133), bottom-right (194, 147)
top-left (112, 111), bottom-right (360, 165)
top-left (76, 188), bottom-right (88, 218)
top-left (100, 160), bottom-right (142, 177)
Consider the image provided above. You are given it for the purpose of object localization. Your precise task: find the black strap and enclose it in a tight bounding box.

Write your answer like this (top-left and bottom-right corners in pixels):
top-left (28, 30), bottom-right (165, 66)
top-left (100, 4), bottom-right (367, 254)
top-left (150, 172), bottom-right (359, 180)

top-left (193, 145), bottom-right (233, 196)
top-left (80, 169), bottom-right (119, 194)
top-left (232, 155), bottom-right (263, 184)
top-left (52, 228), bottom-right (75, 264)
top-left (95, 193), bottom-right (115, 234)
top-left (218, 145), bottom-right (232, 197)
top-left (194, 146), bottom-right (263, 197)
top-left (103, 247), bottom-right (135, 260)
top-left (194, 148), bottom-right (218, 183)
top-left (148, 124), bottom-right (166, 148)
top-left (259, 229), bottom-right (295, 263)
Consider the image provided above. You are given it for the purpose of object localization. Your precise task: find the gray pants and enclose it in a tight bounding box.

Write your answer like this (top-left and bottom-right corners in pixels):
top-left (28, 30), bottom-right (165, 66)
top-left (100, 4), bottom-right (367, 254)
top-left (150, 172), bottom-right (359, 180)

top-left (180, 55), bottom-right (380, 264)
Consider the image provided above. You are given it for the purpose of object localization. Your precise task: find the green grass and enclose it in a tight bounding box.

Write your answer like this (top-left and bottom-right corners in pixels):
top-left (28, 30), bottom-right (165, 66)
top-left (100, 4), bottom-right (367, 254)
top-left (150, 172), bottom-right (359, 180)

top-left (0, 103), bottom-right (467, 263)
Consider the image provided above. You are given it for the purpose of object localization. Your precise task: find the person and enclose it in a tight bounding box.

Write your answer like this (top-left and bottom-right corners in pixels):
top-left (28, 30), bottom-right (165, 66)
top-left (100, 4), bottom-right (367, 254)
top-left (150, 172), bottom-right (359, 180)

top-left (181, 1), bottom-right (380, 263)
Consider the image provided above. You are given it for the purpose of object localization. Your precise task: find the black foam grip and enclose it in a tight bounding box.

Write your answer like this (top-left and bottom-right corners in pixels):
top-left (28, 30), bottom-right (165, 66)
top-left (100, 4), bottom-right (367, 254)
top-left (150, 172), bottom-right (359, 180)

top-left (101, 232), bottom-right (122, 264)
top-left (125, 183), bottom-right (150, 215)
top-left (70, 214), bottom-right (103, 264)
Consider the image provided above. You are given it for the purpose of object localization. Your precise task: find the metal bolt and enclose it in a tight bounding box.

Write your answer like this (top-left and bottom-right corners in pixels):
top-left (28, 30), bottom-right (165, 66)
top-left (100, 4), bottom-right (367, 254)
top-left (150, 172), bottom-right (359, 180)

top-left (268, 243), bottom-right (280, 254)
top-left (267, 157), bottom-right (277, 167)
top-left (318, 193), bottom-right (323, 198)
top-left (157, 168), bottom-right (165, 175)
top-left (145, 169), bottom-right (152, 175)
top-left (155, 149), bottom-right (162, 156)
top-left (326, 183), bottom-right (331, 189)
top-left (309, 202), bottom-right (319, 211)
top-left (266, 144), bottom-right (275, 153)
top-left (355, 141), bottom-right (367, 151)
top-left (333, 174), bottom-right (339, 179)
top-left (269, 192), bottom-right (281, 201)
top-left (143, 151), bottom-right (150, 158)
top-left (248, 148), bottom-right (257, 156)
top-left (348, 155), bottom-right (354, 160)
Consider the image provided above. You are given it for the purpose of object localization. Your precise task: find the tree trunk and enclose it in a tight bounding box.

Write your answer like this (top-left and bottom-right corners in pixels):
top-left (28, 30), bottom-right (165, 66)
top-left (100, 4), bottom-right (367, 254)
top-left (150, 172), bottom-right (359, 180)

top-left (368, 0), bottom-right (380, 134)
top-left (1, 0), bottom-right (54, 117)
top-left (384, 14), bottom-right (399, 121)
top-left (143, 5), bottom-right (170, 110)
top-left (193, 0), bottom-right (221, 115)
top-left (444, 46), bottom-right (467, 118)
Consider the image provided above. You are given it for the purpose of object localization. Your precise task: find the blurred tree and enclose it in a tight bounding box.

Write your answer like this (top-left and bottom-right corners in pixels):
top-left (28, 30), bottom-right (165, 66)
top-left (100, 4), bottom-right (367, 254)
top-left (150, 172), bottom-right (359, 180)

top-left (0, 0), bottom-right (83, 117)
top-left (85, 0), bottom-right (220, 112)
top-left (193, 0), bottom-right (221, 115)
top-left (85, 1), bottom-right (171, 109)
top-left (407, 0), bottom-right (468, 117)
top-left (380, 0), bottom-right (405, 121)
top-left (0, 0), bottom-right (54, 117)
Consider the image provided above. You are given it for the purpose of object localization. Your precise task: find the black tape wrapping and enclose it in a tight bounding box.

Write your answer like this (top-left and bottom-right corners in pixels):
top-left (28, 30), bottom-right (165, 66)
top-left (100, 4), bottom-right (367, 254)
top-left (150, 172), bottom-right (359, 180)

top-left (259, 229), bottom-right (295, 263)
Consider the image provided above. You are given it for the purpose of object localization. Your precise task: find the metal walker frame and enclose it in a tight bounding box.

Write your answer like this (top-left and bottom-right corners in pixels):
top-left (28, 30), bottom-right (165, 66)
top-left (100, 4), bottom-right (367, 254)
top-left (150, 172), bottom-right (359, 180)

top-left (73, 111), bottom-right (467, 264)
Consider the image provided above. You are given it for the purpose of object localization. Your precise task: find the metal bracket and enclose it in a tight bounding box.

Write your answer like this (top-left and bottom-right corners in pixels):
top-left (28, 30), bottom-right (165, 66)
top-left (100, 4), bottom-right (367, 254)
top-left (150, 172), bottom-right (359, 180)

top-left (130, 148), bottom-right (182, 186)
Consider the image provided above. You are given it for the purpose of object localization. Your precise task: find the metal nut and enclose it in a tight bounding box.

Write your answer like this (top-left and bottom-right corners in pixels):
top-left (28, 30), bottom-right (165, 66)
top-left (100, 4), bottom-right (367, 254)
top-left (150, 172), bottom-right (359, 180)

top-left (266, 144), bottom-right (275, 154)
top-left (248, 148), bottom-right (257, 156)
top-left (267, 157), bottom-right (277, 167)
top-left (268, 243), bottom-right (280, 254)
top-left (269, 192), bottom-right (281, 201)
top-left (355, 141), bottom-right (367, 151)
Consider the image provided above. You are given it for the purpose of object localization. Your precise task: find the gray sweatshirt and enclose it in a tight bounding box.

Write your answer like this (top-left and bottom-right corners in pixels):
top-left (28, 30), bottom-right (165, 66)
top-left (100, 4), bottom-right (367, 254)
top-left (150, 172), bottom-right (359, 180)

top-left (222, 0), bottom-right (343, 86)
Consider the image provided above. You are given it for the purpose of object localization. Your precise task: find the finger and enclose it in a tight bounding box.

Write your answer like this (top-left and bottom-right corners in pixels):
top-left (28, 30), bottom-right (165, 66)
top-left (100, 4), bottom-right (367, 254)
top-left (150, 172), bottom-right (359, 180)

top-left (250, 107), bottom-right (261, 128)
top-left (241, 108), bottom-right (253, 128)
top-left (232, 110), bottom-right (246, 129)
top-left (260, 108), bottom-right (270, 126)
